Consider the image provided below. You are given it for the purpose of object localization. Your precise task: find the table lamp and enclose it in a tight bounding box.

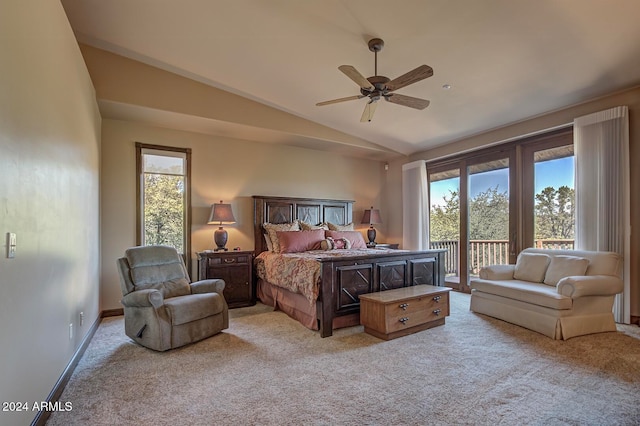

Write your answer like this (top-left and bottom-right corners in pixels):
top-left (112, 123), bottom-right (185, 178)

top-left (207, 200), bottom-right (236, 251)
top-left (361, 206), bottom-right (382, 246)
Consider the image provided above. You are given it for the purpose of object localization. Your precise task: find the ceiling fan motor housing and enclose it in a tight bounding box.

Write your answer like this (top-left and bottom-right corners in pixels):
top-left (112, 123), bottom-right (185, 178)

top-left (361, 75), bottom-right (390, 97)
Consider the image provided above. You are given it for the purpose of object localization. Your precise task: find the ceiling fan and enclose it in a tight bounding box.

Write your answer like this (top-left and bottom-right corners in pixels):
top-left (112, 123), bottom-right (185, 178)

top-left (316, 38), bottom-right (433, 122)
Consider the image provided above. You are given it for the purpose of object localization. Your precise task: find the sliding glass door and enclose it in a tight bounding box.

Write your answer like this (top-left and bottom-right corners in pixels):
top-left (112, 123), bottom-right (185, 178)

top-left (429, 168), bottom-right (460, 287)
top-left (427, 128), bottom-right (573, 291)
top-left (522, 138), bottom-right (575, 251)
top-left (467, 155), bottom-right (514, 279)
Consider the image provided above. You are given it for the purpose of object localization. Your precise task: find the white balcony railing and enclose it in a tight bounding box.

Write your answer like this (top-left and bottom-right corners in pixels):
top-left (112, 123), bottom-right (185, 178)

top-left (430, 239), bottom-right (575, 276)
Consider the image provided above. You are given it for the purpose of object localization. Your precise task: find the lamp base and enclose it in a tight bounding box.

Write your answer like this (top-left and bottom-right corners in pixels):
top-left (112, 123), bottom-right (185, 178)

top-left (214, 227), bottom-right (228, 251)
top-left (367, 226), bottom-right (377, 245)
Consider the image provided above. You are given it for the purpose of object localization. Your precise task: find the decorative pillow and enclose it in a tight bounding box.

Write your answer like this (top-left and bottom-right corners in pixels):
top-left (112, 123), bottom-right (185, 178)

top-left (513, 253), bottom-right (551, 283)
top-left (277, 230), bottom-right (325, 253)
top-left (320, 237), bottom-right (352, 250)
top-left (543, 255), bottom-right (590, 286)
top-left (298, 220), bottom-right (329, 231)
top-left (327, 222), bottom-right (354, 231)
top-left (325, 230), bottom-right (367, 249)
top-left (263, 222), bottom-right (300, 252)
top-left (263, 233), bottom-right (273, 252)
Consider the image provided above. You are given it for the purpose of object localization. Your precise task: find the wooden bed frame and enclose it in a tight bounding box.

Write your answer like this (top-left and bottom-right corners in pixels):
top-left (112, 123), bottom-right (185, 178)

top-left (253, 195), bottom-right (445, 337)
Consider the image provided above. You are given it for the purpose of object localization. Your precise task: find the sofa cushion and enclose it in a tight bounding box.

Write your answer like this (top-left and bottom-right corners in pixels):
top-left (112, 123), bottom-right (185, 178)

top-left (543, 255), bottom-right (590, 286)
top-left (471, 279), bottom-right (572, 310)
top-left (164, 293), bottom-right (225, 326)
top-left (521, 248), bottom-right (620, 277)
top-left (513, 253), bottom-right (550, 283)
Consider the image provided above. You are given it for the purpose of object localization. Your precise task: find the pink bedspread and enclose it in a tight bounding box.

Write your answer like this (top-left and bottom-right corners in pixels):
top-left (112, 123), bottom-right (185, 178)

top-left (255, 249), bottom-right (396, 304)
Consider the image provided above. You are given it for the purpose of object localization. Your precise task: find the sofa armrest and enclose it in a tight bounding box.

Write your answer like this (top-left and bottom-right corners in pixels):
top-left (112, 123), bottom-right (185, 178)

top-left (556, 275), bottom-right (623, 298)
top-left (479, 264), bottom-right (515, 280)
top-left (190, 279), bottom-right (226, 295)
top-left (121, 289), bottom-right (164, 308)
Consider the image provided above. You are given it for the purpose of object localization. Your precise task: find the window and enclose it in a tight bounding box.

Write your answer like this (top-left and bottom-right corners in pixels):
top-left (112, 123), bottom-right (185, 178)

top-left (136, 143), bottom-right (191, 270)
top-left (522, 135), bottom-right (575, 252)
top-left (427, 128), bottom-right (573, 290)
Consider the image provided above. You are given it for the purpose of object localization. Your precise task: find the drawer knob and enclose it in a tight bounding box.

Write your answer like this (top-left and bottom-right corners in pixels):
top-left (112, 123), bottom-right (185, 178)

top-left (399, 317), bottom-right (409, 325)
top-left (433, 295), bottom-right (441, 302)
top-left (224, 258), bottom-right (236, 263)
top-left (433, 309), bottom-right (441, 316)
top-left (399, 303), bottom-right (409, 310)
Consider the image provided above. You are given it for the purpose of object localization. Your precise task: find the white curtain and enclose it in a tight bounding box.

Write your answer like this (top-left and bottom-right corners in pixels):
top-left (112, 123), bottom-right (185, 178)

top-left (402, 160), bottom-right (429, 250)
top-left (574, 106), bottom-right (630, 324)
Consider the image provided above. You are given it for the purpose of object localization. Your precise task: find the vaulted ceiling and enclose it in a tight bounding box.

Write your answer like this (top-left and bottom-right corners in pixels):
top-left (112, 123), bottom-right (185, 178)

top-left (62, 0), bottom-right (640, 159)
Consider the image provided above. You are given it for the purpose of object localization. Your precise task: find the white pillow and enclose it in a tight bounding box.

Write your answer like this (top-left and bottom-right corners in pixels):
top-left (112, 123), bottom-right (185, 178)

top-left (543, 255), bottom-right (589, 286)
top-left (513, 253), bottom-right (551, 283)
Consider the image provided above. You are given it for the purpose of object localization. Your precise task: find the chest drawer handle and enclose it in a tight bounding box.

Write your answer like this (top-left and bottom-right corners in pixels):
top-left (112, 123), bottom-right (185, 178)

top-left (399, 303), bottom-right (409, 310)
top-left (399, 317), bottom-right (409, 325)
top-left (224, 258), bottom-right (236, 263)
top-left (433, 309), bottom-right (441, 316)
top-left (433, 296), bottom-right (441, 302)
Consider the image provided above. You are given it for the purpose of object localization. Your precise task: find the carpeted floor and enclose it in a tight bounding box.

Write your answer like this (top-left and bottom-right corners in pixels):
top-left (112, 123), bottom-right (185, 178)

top-left (47, 292), bottom-right (640, 425)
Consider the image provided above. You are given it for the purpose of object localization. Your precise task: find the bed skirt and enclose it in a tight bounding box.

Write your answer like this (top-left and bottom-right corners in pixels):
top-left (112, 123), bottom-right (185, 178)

top-left (257, 278), bottom-right (359, 332)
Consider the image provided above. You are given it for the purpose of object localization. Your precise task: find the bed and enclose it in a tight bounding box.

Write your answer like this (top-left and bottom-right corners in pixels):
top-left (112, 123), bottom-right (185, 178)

top-left (253, 195), bottom-right (446, 337)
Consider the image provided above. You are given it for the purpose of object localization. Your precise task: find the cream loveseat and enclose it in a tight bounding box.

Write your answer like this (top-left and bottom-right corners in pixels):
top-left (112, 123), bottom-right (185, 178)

top-left (470, 248), bottom-right (623, 340)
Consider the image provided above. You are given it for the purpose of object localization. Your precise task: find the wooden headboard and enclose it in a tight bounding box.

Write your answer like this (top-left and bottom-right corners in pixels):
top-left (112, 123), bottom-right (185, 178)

top-left (253, 195), bottom-right (354, 255)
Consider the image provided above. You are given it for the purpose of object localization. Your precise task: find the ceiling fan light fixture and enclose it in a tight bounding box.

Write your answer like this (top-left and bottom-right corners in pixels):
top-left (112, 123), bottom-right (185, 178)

top-left (316, 38), bottom-right (434, 121)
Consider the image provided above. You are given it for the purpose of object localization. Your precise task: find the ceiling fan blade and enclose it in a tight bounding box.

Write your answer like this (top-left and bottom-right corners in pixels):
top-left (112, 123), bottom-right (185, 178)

top-left (385, 93), bottom-right (430, 110)
top-left (385, 65), bottom-right (434, 92)
top-left (360, 101), bottom-right (378, 122)
top-left (316, 95), bottom-right (364, 106)
top-left (339, 65), bottom-right (374, 90)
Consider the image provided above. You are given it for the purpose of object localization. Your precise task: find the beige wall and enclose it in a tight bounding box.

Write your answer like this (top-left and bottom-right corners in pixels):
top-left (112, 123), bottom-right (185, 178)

top-left (80, 44), bottom-right (396, 159)
top-left (389, 85), bottom-right (640, 318)
top-left (100, 119), bottom-right (387, 310)
top-left (0, 2), bottom-right (101, 425)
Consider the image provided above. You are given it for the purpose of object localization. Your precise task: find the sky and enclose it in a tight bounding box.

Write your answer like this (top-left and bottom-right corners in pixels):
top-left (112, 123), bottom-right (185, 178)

top-left (430, 156), bottom-right (574, 207)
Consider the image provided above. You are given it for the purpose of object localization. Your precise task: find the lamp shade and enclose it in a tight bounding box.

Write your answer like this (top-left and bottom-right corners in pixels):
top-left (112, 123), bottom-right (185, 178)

top-left (361, 207), bottom-right (382, 225)
top-left (207, 201), bottom-right (236, 225)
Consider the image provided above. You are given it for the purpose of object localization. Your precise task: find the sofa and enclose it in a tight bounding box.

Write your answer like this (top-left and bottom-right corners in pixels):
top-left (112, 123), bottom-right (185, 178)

top-left (470, 248), bottom-right (623, 340)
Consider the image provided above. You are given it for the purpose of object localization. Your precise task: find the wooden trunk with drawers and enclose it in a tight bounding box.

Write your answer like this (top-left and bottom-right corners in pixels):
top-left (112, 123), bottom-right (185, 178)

top-left (359, 285), bottom-right (452, 340)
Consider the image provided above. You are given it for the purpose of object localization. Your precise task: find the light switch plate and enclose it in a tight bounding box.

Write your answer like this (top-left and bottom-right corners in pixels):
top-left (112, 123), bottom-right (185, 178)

top-left (7, 232), bottom-right (16, 258)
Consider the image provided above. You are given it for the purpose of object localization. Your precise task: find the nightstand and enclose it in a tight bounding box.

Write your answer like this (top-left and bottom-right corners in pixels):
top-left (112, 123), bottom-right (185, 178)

top-left (367, 243), bottom-right (399, 249)
top-left (197, 250), bottom-right (255, 308)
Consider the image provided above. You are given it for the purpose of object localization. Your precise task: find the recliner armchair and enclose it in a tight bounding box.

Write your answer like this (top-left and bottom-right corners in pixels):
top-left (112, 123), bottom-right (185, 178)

top-left (117, 245), bottom-right (228, 351)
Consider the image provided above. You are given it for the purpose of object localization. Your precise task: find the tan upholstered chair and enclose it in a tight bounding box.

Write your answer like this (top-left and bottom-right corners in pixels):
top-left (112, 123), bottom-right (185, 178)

top-left (117, 245), bottom-right (228, 351)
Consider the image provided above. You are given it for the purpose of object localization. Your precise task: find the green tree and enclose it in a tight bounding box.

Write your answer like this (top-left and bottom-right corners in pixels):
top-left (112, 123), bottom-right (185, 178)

top-left (430, 186), bottom-right (509, 241)
top-left (535, 185), bottom-right (574, 240)
top-left (468, 186), bottom-right (509, 240)
top-left (430, 185), bottom-right (574, 242)
top-left (430, 189), bottom-right (459, 241)
top-left (143, 172), bottom-right (185, 252)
